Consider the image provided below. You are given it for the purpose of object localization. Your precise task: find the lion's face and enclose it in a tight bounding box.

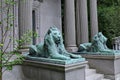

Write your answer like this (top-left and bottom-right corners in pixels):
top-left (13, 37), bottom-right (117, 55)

top-left (93, 32), bottom-right (107, 43)
top-left (51, 29), bottom-right (62, 44)
top-left (47, 27), bottom-right (63, 45)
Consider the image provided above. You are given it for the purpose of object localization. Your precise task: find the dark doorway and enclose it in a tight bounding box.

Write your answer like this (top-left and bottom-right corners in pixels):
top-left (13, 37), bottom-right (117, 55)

top-left (32, 10), bottom-right (36, 45)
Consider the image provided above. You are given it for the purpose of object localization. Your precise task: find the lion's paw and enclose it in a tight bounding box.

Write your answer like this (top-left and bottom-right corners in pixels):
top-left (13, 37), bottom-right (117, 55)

top-left (70, 53), bottom-right (82, 59)
top-left (50, 54), bottom-right (70, 60)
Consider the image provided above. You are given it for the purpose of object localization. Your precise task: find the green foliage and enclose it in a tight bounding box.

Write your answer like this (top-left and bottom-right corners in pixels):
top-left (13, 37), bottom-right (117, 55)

top-left (98, 0), bottom-right (120, 48)
top-left (16, 30), bottom-right (36, 49)
top-left (0, 0), bottom-right (36, 77)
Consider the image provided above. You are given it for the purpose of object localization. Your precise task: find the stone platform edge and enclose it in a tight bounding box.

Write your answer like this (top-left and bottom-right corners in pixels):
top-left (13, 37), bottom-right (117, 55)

top-left (23, 60), bottom-right (88, 72)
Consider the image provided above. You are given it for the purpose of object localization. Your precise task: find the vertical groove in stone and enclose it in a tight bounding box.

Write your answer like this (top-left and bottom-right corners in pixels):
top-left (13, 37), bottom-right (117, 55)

top-left (90, 0), bottom-right (98, 38)
top-left (64, 0), bottom-right (77, 51)
top-left (13, 0), bottom-right (19, 48)
top-left (76, 0), bottom-right (80, 46)
top-left (35, 7), bottom-right (41, 43)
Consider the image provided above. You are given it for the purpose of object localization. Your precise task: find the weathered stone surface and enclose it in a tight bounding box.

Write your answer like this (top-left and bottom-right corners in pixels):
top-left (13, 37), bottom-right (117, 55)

top-left (39, 0), bottom-right (62, 42)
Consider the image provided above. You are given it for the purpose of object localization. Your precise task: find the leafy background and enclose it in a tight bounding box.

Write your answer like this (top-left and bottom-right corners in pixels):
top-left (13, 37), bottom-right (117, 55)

top-left (98, 0), bottom-right (120, 48)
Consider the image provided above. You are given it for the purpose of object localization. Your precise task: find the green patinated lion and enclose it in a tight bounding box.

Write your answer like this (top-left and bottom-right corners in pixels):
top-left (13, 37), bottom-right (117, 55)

top-left (29, 26), bottom-right (81, 60)
top-left (78, 32), bottom-right (113, 53)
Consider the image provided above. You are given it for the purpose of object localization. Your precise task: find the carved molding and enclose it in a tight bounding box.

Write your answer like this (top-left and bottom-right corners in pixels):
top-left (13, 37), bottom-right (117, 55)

top-left (34, 0), bottom-right (43, 2)
top-left (33, 0), bottom-right (40, 10)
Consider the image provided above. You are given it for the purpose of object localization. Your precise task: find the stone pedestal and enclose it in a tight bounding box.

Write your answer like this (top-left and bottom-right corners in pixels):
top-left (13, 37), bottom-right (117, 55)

top-left (3, 60), bottom-right (87, 80)
top-left (81, 54), bottom-right (120, 80)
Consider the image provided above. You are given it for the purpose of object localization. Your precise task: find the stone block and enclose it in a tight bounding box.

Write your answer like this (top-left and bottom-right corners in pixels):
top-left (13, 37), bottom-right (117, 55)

top-left (3, 60), bottom-right (87, 80)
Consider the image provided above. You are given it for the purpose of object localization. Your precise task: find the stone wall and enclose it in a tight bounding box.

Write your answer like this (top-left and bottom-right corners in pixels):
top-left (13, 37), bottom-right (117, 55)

top-left (0, 0), bottom-right (62, 51)
top-left (39, 0), bottom-right (62, 42)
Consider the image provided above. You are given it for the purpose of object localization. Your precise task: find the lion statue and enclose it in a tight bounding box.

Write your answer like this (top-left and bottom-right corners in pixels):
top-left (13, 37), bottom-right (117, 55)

top-left (29, 26), bottom-right (81, 60)
top-left (78, 32), bottom-right (112, 53)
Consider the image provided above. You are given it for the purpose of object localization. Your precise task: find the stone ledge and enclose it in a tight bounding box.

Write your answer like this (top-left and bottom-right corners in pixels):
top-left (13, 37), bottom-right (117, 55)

top-left (81, 54), bottom-right (120, 60)
top-left (23, 60), bottom-right (88, 72)
top-left (25, 55), bottom-right (85, 65)
top-left (73, 52), bottom-right (120, 59)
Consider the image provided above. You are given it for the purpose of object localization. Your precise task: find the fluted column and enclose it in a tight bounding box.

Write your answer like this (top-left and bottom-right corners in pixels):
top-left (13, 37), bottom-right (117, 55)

top-left (18, 0), bottom-right (33, 49)
top-left (90, 0), bottom-right (98, 38)
top-left (76, 0), bottom-right (89, 45)
top-left (64, 0), bottom-right (77, 52)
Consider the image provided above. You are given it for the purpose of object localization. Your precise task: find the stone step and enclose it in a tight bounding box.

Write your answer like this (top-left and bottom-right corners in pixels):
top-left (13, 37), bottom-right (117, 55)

top-left (85, 64), bottom-right (109, 80)
top-left (85, 69), bottom-right (96, 76)
top-left (85, 64), bottom-right (89, 68)
top-left (86, 74), bottom-right (104, 80)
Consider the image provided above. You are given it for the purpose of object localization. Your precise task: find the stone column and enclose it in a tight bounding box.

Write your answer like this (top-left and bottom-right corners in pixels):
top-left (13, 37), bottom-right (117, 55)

top-left (0, 0), bottom-right (1, 79)
top-left (18, 0), bottom-right (33, 51)
top-left (90, 0), bottom-right (98, 38)
top-left (64, 0), bottom-right (77, 52)
top-left (76, 0), bottom-right (89, 45)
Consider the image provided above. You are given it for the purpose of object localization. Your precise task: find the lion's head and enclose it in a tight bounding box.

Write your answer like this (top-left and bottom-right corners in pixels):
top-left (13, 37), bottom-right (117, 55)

top-left (91, 32), bottom-right (108, 51)
top-left (78, 32), bottom-right (109, 52)
top-left (92, 32), bottom-right (107, 45)
top-left (45, 27), bottom-right (63, 45)
top-left (97, 32), bottom-right (107, 43)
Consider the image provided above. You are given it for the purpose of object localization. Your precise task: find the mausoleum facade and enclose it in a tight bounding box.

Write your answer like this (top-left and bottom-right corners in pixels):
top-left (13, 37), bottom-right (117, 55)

top-left (2, 0), bottom-right (120, 80)
top-left (0, 0), bottom-right (98, 52)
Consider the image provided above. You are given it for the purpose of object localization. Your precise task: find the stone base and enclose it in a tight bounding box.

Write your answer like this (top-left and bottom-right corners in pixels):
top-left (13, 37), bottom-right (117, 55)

top-left (66, 46), bottom-right (78, 52)
top-left (80, 54), bottom-right (120, 80)
top-left (3, 60), bottom-right (87, 80)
